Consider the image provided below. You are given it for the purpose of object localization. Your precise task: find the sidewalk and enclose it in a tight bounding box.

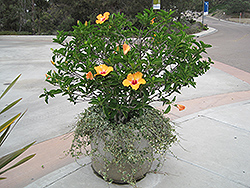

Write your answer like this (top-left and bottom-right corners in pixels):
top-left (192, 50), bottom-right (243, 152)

top-left (0, 27), bottom-right (250, 187)
top-left (24, 100), bottom-right (250, 188)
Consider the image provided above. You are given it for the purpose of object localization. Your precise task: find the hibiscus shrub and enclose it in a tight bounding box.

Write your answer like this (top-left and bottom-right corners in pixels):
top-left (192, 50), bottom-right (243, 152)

top-left (40, 8), bottom-right (212, 124)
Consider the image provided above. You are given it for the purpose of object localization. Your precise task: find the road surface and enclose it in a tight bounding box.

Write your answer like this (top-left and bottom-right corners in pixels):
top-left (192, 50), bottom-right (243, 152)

top-left (199, 16), bottom-right (250, 73)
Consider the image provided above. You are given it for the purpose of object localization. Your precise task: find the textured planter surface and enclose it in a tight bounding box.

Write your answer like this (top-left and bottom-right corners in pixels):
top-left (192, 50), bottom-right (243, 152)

top-left (91, 132), bottom-right (153, 184)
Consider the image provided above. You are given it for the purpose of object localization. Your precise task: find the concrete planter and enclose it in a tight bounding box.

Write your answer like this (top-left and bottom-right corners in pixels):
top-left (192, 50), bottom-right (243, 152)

top-left (91, 131), bottom-right (153, 184)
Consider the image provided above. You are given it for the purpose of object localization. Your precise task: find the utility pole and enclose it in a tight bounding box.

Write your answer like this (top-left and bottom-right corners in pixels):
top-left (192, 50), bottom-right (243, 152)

top-left (202, 0), bottom-right (205, 25)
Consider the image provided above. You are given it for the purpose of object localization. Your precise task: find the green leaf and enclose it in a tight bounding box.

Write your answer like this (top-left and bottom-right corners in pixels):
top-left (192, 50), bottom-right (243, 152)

top-left (0, 110), bottom-right (27, 147)
top-left (0, 154), bottom-right (36, 175)
top-left (139, 109), bottom-right (143, 116)
top-left (0, 74), bottom-right (21, 100)
top-left (0, 113), bottom-right (21, 133)
top-left (151, 58), bottom-right (162, 66)
top-left (0, 98), bottom-right (22, 115)
top-left (164, 105), bottom-right (171, 114)
top-left (171, 96), bottom-right (176, 102)
top-left (0, 141), bottom-right (36, 171)
top-left (0, 126), bottom-right (10, 146)
top-left (102, 106), bottom-right (109, 119)
top-left (109, 99), bottom-right (118, 109)
top-left (109, 110), bottom-right (118, 120)
top-left (51, 89), bottom-right (62, 95)
top-left (89, 98), bottom-right (99, 105)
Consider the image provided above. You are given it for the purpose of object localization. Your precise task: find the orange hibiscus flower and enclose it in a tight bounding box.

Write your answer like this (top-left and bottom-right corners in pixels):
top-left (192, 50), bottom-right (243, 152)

top-left (123, 43), bottom-right (131, 55)
top-left (122, 72), bottom-right (146, 90)
top-left (45, 74), bottom-right (50, 80)
top-left (96, 12), bottom-right (110, 24)
top-left (151, 17), bottom-right (155, 24)
top-left (86, 71), bottom-right (93, 80)
top-left (94, 64), bottom-right (113, 76)
top-left (176, 104), bottom-right (185, 111)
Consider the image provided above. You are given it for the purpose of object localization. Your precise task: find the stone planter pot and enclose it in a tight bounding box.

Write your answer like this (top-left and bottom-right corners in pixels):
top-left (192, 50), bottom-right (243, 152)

top-left (91, 131), bottom-right (153, 184)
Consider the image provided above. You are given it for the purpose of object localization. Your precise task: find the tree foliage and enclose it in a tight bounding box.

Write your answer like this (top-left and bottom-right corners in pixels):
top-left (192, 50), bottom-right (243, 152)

top-left (208, 0), bottom-right (250, 15)
top-left (225, 0), bottom-right (250, 14)
top-left (1, 0), bottom-right (248, 34)
top-left (0, 0), bottom-right (21, 31)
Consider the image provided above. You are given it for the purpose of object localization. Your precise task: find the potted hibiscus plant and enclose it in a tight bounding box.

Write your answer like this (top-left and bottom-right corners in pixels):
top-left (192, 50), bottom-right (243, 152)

top-left (40, 8), bottom-right (212, 185)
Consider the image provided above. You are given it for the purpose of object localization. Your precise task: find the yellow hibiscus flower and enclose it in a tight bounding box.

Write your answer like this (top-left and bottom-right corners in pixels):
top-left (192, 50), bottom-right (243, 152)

top-left (122, 72), bottom-right (146, 90)
top-left (123, 43), bottom-right (131, 55)
top-left (94, 64), bottom-right (113, 76)
top-left (96, 12), bottom-right (110, 24)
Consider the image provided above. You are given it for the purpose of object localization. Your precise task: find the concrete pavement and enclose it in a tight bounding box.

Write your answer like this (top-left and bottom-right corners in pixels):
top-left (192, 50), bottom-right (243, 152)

top-left (0, 26), bottom-right (250, 187)
top-left (24, 100), bottom-right (250, 188)
top-left (0, 36), bottom-right (89, 155)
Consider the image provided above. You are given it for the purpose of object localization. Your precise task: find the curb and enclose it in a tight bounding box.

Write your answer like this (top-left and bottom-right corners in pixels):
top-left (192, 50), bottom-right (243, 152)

top-left (24, 157), bottom-right (91, 188)
top-left (207, 16), bottom-right (250, 27)
top-left (192, 26), bottom-right (218, 38)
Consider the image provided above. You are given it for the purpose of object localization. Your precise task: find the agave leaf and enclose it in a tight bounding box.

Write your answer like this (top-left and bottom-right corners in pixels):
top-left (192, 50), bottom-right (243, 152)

top-left (0, 74), bottom-right (21, 100)
top-left (0, 98), bottom-right (22, 115)
top-left (0, 154), bottom-right (36, 176)
top-left (0, 126), bottom-right (10, 146)
top-left (0, 141), bottom-right (36, 170)
top-left (0, 110), bottom-right (27, 147)
top-left (11, 109), bottom-right (27, 128)
top-left (0, 113), bottom-right (21, 133)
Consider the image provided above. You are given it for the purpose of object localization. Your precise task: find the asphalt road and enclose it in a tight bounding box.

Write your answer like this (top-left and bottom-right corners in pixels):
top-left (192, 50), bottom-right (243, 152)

top-left (199, 16), bottom-right (250, 73)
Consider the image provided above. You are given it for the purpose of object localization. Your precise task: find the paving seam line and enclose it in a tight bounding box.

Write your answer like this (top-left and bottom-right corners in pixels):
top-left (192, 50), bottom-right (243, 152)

top-left (43, 161), bottom-right (92, 188)
top-left (173, 116), bottom-right (198, 125)
top-left (166, 154), bottom-right (250, 188)
top-left (198, 115), bottom-right (250, 133)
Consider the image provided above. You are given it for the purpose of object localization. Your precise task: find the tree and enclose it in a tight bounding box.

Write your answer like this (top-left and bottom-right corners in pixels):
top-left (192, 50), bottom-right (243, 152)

top-left (0, 0), bottom-right (206, 33)
top-left (47, 0), bottom-right (152, 31)
top-left (226, 0), bottom-right (250, 15)
top-left (32, 0), bottom-right (50, 33)
top-left (0, 0), bottom-right (20, 31)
